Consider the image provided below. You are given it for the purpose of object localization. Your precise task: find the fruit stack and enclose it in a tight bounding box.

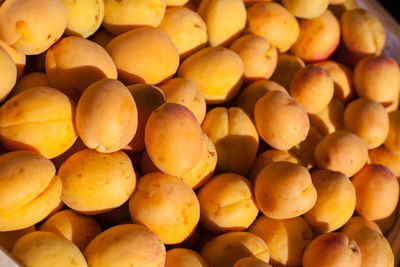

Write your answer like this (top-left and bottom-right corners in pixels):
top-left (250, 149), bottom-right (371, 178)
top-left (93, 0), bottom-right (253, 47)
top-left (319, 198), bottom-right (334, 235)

top-left (0, 0), bottom-right (399, 266)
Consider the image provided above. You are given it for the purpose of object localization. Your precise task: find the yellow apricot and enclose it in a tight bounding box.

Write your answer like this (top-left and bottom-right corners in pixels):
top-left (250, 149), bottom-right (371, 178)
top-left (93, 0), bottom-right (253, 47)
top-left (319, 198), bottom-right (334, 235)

top-left (0, 0), bottom-right (67, 55)
top-left (304, 169), bottom-right (356, 233)
top-left (341, 8), bottom-right (385, 57)
top-left (58, 149), bottom-right (136, 215)
top-left (234, 257), bottom-right (272, 267)
top-left (84, 224), bottom-right (165, 267)
top-left (254, 90), bottom-right (310, 150)
top-left (314, 130), bottom-right (368, 177)
top-left (270, 53), bottom-right (305, 89)
top-left (353, 55), bottom-right (400, 112)
top-left (102, 0), bottom-right (166, 35)
top-left (302, 232), bottom-right (361, 267)
top-left (202, 107), bottom-right (258, 175)
top-left (246, 2), bottom-right (299, 52)
top-left (166, 248), bottom-right (208, 267)
top-left (254, 161), bottom-right (317, 219)
top-left (39, 209), bottom-right (101, 251)
top-left (158, 7), bottom-right (207, 58)
top-left (0, 40), bottom-right (25, 80)
top-left (282, 0), bottom-right (329, 19)
top-left (11, 231), bottom-right (87, 267)
top-left (197, 173), bottom-right (258, 233)
top-left (0, 87), bottom-right (77, 159)
top-left (46, 36), bottom-right (118, 101)
top-left (291, 126), bottom-right (323, 169)
top-left (106, 27), bottom-right (179, 85)
top-left (198, 0), bottom-right (246, 47)
top-left (89, 28), bottom-right (115, 48)
top-left (290, 10), bottom-right (340, 62)
top-left (345, 216), bottom-right (382, 234)
top-left (344, 98), bottom-right (389, 149)
top-left (178, 46), bottom-right (244, 104)
top-left (230, 34), bottom-right (278, 82)
top-left (290, 65), bottom-right (334, 114)
top-left (341, 223), bottom-right (394, 267)
top-left (129, 172), bottom-right (200, 244)
top-left (62, 0), bottom-right (104, 38)
top-left (159, 78), bottom-right (206, 123)
top-left (76, 79), bottom-right (138, 153)
top-left (352, 164), bottom-right (399, 220)
top-left (200, 232), bottom-right (270, 267)
top-left (385, 110), bottom-right (400, 155)
top-left (0, 46), bottom-right (17, 102)
top-left (249, 215), bottom-right (313, 267)
top-left (369, 146), bottom-right (400, 178)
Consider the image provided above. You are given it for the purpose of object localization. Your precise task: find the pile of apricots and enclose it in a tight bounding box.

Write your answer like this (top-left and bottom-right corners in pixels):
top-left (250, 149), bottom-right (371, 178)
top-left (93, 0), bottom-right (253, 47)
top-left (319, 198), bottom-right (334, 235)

top-left (0, 0), bottom-right (399, 266)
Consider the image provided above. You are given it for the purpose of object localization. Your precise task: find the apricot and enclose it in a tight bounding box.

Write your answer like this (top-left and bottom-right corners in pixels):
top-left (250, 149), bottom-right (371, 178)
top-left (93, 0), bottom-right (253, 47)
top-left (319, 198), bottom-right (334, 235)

top-left (39, 209), bottom-right (101, 251)
top-left (369, 146), bottom-right (400, 178)
top-left (309, 99), bottom-right (345, 136)
top-left (345, 216), bottom-right (382, 234)
top-left (233, 257), bottom-right (273, 267)
top-left (341, 9), bottom-right (385, 57)
top-left (46, 36), bottom-right (118, 101)
top-left (341, 223), bottom-right (394, 267)
top-left (62, 0), bottom-right (104, 38)
top-left (58, 149), bottom-right (136, 214)
top-left (229, 34), bottom-right (278, 82)
top-left (181, 132), bottom-right (217, 189)
top-left (270, 53), bottom-right (305, 89)
top-left (102, 0), bottom-right (166, 35)
top-left (248, 149), bottom-right (302, 182)
top-left (314, 60), bottom-right (354, 104)
top-left (165, 248), bottom-right (208, 267)
top-left (291, 10), bottom-right (340, 62)
top-left (291, 126), bottom-right (323, 169)
top-left (197, 173), bottom-right (258, 233)
top-left (200, 232), bottom-right (270, 267)
top-left (344, 98), bottom-right (389, 149)
top-left (254, 90), bottom-right (310, 150)
top-left (178, 46), bottom-right (244, 104)
top-left (76, 79), bottom-right (137, 153)
top-left (302, 232), bottom-right (361, 267)
top-left (106, 27), bottom-right (179, 84)
top-left (84, 224), bottom-right (166, 267)
top-left (0, 87), bottom-right (77, 159)
top-left (352, 164), bottom-right (399, 221)
top-left (11, 231), bottom-right (87, 267)
top-left (129, 172), bottom-right (200, 244)
top-left (314, 130), bottom-right (368, 177)
top-left (198, 0), bottom-right (246, 47)
top-left (159, 78), bottom-right (206, 123)
top-left (158, 7), bottom-right (207, 58)
top-left (202, 107), bottom-right (258, 175)
top-left (0, 0), bottom-right (67, 55)
top-left (255, 162), bottom-right (316, 219)
top-left (0, 46), bottom-right (17, 102)
top-left (167, 0), bottom-right (189, 6)
top-left (0, 225), bottom-right (35, 251)
top-left (304, 169), bottom-right (356, 233)
top-left (282, 0), bottom-right (328, 19)
top-left (290, 65), bottom-right (334, 114)
top-left (353, 56), bottom-right (400, 111)
top-left (246, 2), bottom-right (299, 52)
top-left (249, 215), bottom-right (313, 267)
top-left (89, 28), bottom-right (114, 48)
top-left (236, 80), bottom-right (287, 118)
top-left (11, 72), bottom-right (49, 97)
top-left (145, 103), bottom-right (203, 177)
top-left (124, 84), bottom-right (164, 152)
top-left (0, 40), bottom-right (25, 80)
top-left (385, 110), bottom-right (400, 154)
